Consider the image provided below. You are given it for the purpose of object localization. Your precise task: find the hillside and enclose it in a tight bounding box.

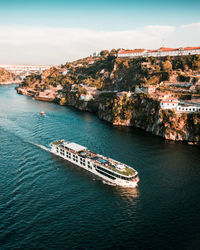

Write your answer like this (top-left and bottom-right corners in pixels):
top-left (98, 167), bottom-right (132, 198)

top-left (0, 68), bottom-right (15, 84)
top-left (17, 51), bottom-right (200, 144)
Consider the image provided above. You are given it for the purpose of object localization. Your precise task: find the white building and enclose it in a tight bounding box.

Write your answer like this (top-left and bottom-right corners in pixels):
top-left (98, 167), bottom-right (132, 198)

top-left (160, 98), bottom-right (200, 113)
top-left (160, 99), bottom-right (179, 109)
top-left (118, 49), bottom-right (147, 58)
top-left (177, 105), bottom-right (200, 112)
top-left (118, 46), bottom-right (200, 58)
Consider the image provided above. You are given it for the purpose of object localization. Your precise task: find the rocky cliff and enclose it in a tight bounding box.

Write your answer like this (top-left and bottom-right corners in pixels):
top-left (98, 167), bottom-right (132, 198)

top-left (97, 93), bottom-right (200, 143)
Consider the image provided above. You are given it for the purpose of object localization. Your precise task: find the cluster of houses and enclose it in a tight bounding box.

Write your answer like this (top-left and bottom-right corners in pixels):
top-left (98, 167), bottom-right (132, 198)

top-left (118, 46), bottom-right (200, 58)
top-left (75, 82), bottom-right (200, 113)
top-left (65, 66), bottom-right (200, 113)
top-left (135, 83), bottom-right (200, 113)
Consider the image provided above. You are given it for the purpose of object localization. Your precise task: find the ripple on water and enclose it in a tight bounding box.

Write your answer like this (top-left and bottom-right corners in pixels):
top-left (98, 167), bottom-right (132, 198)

top-left (1, 86), bottom-right (200, 249)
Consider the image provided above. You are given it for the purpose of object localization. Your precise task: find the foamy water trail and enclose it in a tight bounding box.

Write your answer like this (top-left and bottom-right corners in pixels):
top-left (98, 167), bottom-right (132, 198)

top-left (26, 141), bottom-right (50, 152)
top-left (34, 143), bottom-right (50, 152)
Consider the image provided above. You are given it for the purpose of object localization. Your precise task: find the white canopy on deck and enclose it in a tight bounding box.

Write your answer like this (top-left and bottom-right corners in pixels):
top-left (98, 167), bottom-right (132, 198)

top-left (63, 142), bottom-right (87, 152)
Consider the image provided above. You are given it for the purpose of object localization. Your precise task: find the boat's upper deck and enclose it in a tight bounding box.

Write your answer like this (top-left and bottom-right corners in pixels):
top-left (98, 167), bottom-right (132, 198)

top-left (51, 140), bottom-right (137, 177)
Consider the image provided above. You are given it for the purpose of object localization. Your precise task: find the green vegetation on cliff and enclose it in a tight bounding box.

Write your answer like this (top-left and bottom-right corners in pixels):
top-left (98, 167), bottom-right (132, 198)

top-left (18, 51), bottom-right (200, 143)
top-left (21, 52), bottom-right (200, 93)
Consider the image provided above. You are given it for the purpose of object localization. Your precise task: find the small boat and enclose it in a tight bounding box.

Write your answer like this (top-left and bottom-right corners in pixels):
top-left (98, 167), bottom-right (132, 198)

top-left (40, 111), bottom-right (45, 116)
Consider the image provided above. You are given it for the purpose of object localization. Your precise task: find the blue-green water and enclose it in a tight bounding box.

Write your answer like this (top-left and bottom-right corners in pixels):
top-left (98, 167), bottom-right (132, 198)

top-left (0, 85), bottom-right (200, 249)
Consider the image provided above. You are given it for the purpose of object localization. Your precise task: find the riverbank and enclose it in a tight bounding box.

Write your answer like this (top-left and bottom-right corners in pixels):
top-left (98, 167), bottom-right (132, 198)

top-left (16, 85), bottom-right (200, 145)
top-left (0, 80), bottom-right (22, 85)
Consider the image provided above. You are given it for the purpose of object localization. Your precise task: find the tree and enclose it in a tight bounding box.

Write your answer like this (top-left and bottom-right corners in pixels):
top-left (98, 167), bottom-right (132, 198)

top-left (192, 55), bottom-right (200, 70)
top-left (79, 88), bottom-right (88, 95)
top-left (161, 72), bottom-right (170, 81)
top-left (100, 50), bottom-right (109, 57)
top-left (109, 49), bottom-right (117, 57)
top-left (60, 97), bottom-right (67, 105)
top-left (124, 109), bottom-right (132, 120)
top-left (155, 65), bottom-right (160, 72)
top-left (161, 60), bottom-right (172, 72)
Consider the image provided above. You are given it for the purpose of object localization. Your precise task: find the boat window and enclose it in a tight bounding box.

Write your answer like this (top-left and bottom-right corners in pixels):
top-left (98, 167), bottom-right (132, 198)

top-left (96, 168), bottom-right (116, 180)
top-left (96, 165), bottom-right (117, 177)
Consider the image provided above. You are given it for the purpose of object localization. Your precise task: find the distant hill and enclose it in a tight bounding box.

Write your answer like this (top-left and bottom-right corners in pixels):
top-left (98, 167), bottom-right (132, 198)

top-left (0, 68), bottom-right (15, 83)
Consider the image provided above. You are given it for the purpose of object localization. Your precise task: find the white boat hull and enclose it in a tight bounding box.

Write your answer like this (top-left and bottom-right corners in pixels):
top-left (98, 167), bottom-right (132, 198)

top-left (50, 145), bottom-right (139, 188)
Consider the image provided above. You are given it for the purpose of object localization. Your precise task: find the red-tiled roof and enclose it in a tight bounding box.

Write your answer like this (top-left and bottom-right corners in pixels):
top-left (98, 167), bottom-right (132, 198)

top-left (118, 46), bottom-right (200, 55)
top-left (118, 49), bottom-right (146, 54)
top-left (183, 46), bottom-right (200, 51)
top-left (148, 47), bottom-right (179, 53)
top-left (160, 47), bottom-right (179, 52)
top-left (147, 49), bottom-right (158, 53)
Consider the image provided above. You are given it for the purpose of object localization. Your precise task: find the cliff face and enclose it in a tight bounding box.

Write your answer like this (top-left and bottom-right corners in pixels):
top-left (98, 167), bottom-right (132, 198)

top-left (132, 97), bottom-right (200, 142)
top-left (16, 53), bottom-right (200, 144)
top-left (97, 94), bottom-right (200, 143)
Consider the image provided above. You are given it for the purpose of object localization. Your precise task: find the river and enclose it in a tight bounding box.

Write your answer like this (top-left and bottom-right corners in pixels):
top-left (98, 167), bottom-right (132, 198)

top-left (0, 85), bottom-right (200, 249)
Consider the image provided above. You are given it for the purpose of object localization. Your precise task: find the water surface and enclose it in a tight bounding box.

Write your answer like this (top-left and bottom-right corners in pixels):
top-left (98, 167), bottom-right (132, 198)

top-left (0, 85), bottom-right (200, 249)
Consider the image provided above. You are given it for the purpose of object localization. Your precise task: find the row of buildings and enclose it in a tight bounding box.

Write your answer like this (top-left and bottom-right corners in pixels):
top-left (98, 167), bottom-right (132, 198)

top-left (118, 46), bottom-right (200, 58)
top-left (160, 97), bottom-right (200, 113)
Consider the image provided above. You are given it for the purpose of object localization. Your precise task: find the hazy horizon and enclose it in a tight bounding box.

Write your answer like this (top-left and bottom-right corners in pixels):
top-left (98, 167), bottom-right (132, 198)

top-left (0, 0), bottom-right (200, 65)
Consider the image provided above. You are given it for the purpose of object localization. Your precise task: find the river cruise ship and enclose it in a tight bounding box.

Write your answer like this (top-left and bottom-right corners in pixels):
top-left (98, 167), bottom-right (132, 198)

top-left (50, 140), bottom-right (139, 187)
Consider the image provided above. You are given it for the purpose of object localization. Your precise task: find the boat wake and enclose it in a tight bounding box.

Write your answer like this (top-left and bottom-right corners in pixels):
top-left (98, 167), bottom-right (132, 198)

top-left (34, 143), bottom-right (50, 152)
top-left (26, 141), bottom-right (50, 152)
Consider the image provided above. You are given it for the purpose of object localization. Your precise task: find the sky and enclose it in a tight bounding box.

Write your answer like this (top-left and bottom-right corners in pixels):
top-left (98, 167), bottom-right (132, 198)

top-left (0, 0), bottom-right (200, 65)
